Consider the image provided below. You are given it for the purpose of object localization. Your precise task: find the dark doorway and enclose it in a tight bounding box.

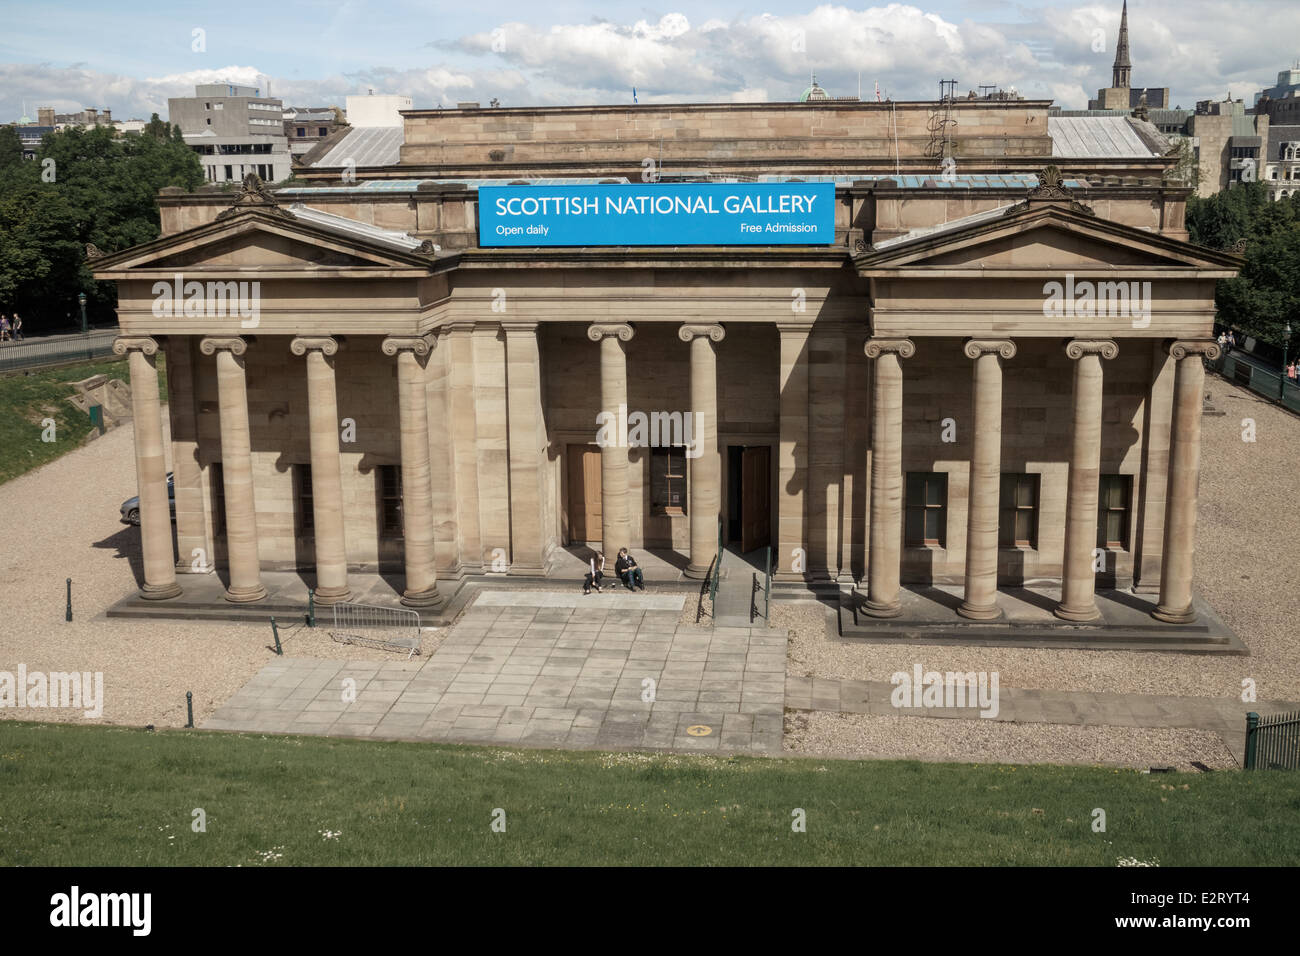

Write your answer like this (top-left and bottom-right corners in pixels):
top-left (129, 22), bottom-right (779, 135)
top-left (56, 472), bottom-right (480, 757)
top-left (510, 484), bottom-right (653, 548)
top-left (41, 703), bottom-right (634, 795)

top-left (726, 445), bottom-right (771, 551)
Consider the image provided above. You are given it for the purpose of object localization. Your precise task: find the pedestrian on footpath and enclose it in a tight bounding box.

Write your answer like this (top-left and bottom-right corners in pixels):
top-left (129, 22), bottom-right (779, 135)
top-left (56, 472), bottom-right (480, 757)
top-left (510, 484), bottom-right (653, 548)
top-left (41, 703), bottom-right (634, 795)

top-left (11, 313), bottom-right (21, 341)
top-left (0, 314), bottom-right (10, 343)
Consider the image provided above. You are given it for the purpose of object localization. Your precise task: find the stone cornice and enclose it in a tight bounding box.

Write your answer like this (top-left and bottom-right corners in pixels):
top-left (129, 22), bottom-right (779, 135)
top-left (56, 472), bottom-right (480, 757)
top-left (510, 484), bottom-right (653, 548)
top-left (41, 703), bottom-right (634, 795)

top-left (864, 337), bottom-right (916, 359)
top-left (381, 333), bottom-right (437, 356)
top-left (1166, 338), bottom-right (1222, 360)
top-left (112, 335), bottom-right (160, 356)
top-left (500, 321), bottom-right (540, 334)
top-left (198, 336), bottom-right (248, 356)
top-left (586, 323), bottom-right (635, 342)
top-left (289, 336), bottom-right (340, 356)
top-left (963, 338), bottom-right (1017, 360)
top-left (1063, 338), bottom-right (1119, 360)
top-left (678, 324), bottom-right (725, 343)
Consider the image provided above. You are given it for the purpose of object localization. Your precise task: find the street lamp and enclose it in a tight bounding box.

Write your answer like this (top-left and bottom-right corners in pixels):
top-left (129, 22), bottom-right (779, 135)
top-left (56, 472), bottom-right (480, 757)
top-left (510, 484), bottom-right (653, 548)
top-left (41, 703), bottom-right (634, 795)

top-left (78, 292), bottom-right (87, 336)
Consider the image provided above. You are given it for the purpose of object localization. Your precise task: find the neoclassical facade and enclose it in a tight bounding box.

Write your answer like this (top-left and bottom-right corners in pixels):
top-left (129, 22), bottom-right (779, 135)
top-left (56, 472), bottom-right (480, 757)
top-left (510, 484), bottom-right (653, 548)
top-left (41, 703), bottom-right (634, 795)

top-left (94, 100), bottom-right (1240, 629)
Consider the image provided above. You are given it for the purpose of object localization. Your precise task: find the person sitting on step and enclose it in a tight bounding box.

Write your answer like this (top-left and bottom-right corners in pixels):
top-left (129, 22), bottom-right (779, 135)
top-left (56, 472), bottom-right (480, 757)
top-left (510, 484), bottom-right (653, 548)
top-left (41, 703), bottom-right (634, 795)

top-left (615, 547), bottom-right (645, 591)
top-left (583, 550), bottom-right (606, 594)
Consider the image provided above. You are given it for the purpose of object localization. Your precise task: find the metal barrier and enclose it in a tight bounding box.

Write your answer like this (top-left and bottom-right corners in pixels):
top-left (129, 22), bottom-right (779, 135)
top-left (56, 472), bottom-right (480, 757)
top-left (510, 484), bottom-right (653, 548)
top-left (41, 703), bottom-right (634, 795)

top-left (750, 545), bottom-right (773, 624)
top-left (708, 517), bottom-right (723, 605)
top-left (1245, 710), bottom-right (1300, 770)
top-left (0, 332), bottom-right (119, 373)
top-left (1210, 352), bottom-right (1300, 414)
top-left (329, 601), bottom-right (423, 659)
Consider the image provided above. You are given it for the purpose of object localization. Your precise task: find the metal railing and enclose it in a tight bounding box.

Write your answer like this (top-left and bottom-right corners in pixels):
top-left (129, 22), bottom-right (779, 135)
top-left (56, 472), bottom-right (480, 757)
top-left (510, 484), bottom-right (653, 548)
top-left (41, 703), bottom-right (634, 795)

top-left (1209, 351), bottom-right (1300, 415)
top-left (0, 331), bottom-right (119, 373)
top-left (329, 601), bottom-right (423, 660)
top-left (1245, 710), bottom-right (1300, 770)
top-left (750, 545), bottom-right (773, 624)
top-left (708, 517), bottom-right (723, 605)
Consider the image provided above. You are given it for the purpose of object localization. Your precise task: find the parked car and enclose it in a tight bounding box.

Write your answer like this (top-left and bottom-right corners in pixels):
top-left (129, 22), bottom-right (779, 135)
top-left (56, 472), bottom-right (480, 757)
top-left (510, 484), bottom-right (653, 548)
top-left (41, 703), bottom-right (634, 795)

top-left (120, 474), bottom-right (175, 525)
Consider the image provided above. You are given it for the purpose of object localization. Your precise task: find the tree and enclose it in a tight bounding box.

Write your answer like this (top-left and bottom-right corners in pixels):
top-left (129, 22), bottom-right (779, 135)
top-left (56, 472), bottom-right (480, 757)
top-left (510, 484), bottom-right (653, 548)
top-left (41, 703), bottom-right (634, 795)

top-left (0, 125), bottom-right (22, 168)
top-left (0, 122), bottom-right (202, 330)
top-left (1187, 184), bottom-right (1300, 352)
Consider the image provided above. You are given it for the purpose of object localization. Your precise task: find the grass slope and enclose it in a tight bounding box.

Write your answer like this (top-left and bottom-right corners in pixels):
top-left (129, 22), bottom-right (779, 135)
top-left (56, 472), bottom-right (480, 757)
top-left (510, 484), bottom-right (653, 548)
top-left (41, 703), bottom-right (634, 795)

top-left (1, 722), bottom-right (1297, 866)
top-left (0, 355), bottom-right (167, 485)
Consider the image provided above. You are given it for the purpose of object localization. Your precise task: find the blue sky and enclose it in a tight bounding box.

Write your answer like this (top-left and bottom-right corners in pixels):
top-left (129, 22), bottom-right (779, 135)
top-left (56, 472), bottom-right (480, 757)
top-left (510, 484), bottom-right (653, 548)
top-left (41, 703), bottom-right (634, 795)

top-left (2, 1), bottom-right (1296, 120)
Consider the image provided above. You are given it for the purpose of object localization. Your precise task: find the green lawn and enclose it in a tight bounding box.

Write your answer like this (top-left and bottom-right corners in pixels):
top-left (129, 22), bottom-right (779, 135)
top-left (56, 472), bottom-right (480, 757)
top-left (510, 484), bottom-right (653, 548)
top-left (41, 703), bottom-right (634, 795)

top-left (0, 355), bottom-right (167, 485)
top-left (1, 721), bottom-right (1296, 866)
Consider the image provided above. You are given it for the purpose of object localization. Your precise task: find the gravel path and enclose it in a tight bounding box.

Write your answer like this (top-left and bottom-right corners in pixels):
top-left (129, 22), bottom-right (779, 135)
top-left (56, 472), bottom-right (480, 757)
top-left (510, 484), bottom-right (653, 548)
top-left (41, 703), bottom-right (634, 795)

top-left (783, 711), bottom-right (1237, 771)
top-left (0, 414), bottom-right (415, 730)
top-left (780, 377), bottom-right (1300, 704)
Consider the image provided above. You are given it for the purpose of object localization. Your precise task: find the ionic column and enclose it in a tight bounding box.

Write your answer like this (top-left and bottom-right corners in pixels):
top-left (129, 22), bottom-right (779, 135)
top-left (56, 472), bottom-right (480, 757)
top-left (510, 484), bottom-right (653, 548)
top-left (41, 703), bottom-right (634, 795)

top-left (775, 323), bottom-right (811, 582)
top-left (862, 337), bottom-right (915, 618)
top-left (679, 324), bottom-right (725, 578)
top-left (382, 334), bottom-right (444, 609)
top-left (587, 323), bottom-right (634, 556)
top-left (114, 336), bottom-right (182, 600)
top-left (290, 337), bottom-right (350, 605)
top-left (199, 336), bottom-right (266, 603)
top-left (1153, 339), bottom-right (1220, 623)
top-left (1054, 338), bottom-right (1118, 622)
top-left (958, 339), bottom-right (1016, 620)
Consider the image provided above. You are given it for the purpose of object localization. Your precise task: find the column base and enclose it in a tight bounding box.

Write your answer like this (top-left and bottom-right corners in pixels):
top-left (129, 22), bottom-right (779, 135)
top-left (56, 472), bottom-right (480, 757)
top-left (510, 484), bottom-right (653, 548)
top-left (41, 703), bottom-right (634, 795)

top-left (1151, 604), bottom-right (1196, 624)
top-left (683, 563), bottom-right (713, 580)
top-left (1053, 602), bottom-right (1101, 623)
top-left (225, 582), bottom-right (268, 604)
top-left (957, 600), bottom-right (1002, 621)
top-left (860, 595), bottom-right (902, 619)
top-left (401, 585), bottom-right (446, 610)
top-left (140, 580), bottom-right (183, 601)
top-left (312, 584), bottom-right (351, 606)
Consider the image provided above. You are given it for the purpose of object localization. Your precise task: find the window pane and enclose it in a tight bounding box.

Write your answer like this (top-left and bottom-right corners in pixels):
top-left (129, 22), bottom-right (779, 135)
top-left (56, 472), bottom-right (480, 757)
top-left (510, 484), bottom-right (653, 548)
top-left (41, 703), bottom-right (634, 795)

top-left (1000, 476), bottom-right (1014, 508)
top-left (1107, 512), bottom-right (1122, 545)
top-left (906, 473), bottom-right (925, 505)
top-left (1016, 511), bottom-right (1033, 545)
top-left (906, 509), bottom-right (924, 545)
top-left (1017, 477), bottom-right (1035, 508)
top-left (925, 510), bottom-right (939, 542)
top-left (926, 476), bottom-right (945, 506)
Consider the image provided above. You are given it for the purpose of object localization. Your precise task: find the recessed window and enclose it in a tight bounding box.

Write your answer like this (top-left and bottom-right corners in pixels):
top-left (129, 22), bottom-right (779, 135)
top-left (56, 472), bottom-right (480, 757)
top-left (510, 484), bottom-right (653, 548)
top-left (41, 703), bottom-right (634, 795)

top-left (999, 473), bottom-right (1040, 549)
top-left (905, 472), bottom-right (948, 547)
top-left (297, 127), bottom-right (306, 137)
top-left (318, 127), bottom-right (328, 136)
top-left (210, 463), bottom-right (226, 537)
top-left (379, 465), bottom-right (403, 536)
top-left (1097, 475), bottom-right (1133, 550)
top-left (650, 446), bottom-right (687, 516)
top-left (296, 464), bottom-right (314, 535)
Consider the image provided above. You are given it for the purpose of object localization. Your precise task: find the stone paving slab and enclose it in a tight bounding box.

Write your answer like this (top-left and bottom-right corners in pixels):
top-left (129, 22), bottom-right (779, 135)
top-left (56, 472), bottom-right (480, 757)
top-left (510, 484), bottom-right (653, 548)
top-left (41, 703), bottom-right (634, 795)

top-left (207, 591), bottom-right (785, 755)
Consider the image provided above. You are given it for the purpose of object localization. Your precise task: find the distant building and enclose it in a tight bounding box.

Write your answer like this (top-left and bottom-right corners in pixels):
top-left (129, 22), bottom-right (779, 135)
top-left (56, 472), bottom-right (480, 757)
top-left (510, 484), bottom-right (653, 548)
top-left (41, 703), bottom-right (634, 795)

top-left (1255, 73), bottom-right (1300, 199)
top-left (1254, 65), bottom-right (1300, 107)
top-left (1188, 97), bottom-right (1268, 197)
top-left (283, 106), bottom-right (347, 157)
top-left (167, 82), bottom-right (293, 183)
top-left (1087, 2), bottom-right (1169, 111)
top-left (344, 92), bottom-right (411, 128)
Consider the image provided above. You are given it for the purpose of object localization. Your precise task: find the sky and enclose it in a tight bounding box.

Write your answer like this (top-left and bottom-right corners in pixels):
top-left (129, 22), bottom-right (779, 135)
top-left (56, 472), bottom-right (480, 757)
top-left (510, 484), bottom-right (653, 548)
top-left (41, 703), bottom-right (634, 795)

top-left (1, 0), bottom-right (1297, 121)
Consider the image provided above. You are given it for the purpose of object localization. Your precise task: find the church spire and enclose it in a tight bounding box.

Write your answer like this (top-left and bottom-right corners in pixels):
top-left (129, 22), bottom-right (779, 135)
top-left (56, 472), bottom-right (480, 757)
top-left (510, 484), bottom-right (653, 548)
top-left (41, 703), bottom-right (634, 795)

top-left (1112, 0), bottom-right (1132, 89)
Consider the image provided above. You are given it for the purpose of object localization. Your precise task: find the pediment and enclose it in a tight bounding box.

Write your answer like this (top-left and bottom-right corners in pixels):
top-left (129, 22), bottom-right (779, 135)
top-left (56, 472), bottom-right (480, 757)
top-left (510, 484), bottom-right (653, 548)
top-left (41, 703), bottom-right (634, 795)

top-left (856, 202), bottom-right (1241, 276)
top-left (92, 209), bottom-right (435, 279)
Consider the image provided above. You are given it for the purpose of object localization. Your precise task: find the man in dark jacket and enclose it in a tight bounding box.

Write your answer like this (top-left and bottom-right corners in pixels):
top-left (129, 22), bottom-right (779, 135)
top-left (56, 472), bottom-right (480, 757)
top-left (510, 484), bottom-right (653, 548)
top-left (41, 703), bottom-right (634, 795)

top-left (614, 548), bottom-right (645, 591)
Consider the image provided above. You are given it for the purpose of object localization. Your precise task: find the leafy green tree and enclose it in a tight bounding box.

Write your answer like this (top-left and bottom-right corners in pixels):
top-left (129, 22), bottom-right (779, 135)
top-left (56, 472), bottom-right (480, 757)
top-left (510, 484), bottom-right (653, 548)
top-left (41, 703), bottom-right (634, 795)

top-left (0, 121), bottom-right (202, 331)
top-left (1187, 183), bottom-right (1300, 352)
top-left (0, 126), bottom-right (22, 168)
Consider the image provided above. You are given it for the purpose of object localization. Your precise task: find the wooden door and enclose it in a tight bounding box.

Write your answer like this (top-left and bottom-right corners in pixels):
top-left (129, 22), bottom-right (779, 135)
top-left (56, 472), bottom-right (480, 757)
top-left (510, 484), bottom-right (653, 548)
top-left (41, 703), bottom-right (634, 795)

top-left (567, 444), bottom-right (602, 543)
top-left (741, 446), bottom-right (771, 552)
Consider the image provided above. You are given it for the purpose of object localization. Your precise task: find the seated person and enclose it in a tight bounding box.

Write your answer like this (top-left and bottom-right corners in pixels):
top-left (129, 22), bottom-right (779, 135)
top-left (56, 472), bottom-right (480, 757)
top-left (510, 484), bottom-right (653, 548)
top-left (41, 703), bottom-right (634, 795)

top-left (583, 551), bottom-right (605, 594)
top-left (614, 548), bottom-right (645, 591)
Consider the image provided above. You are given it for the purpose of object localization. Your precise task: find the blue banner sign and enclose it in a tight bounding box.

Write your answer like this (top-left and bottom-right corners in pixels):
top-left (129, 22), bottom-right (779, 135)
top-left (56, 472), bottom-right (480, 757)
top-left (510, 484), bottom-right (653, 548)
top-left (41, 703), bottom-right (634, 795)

top-left (478, 182), bottom-right (836, 247)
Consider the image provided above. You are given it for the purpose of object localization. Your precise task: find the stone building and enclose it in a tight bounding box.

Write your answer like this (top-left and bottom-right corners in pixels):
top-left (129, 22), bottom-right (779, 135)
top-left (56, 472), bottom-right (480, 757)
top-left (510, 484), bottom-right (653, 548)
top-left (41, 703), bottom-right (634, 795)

top-left (93, 95), bottom-right (1238, 632)
top-left (1087, 2), bottom-right (1169, 112)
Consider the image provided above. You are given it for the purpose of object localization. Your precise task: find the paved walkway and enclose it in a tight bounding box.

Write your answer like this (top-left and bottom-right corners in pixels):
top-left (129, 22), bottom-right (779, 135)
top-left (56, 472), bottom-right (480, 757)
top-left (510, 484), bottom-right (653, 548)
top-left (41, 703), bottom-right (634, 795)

top-left (206, 591), bottom-right (786, 753)
top-left (786, 674), bottom-right (1300, 765)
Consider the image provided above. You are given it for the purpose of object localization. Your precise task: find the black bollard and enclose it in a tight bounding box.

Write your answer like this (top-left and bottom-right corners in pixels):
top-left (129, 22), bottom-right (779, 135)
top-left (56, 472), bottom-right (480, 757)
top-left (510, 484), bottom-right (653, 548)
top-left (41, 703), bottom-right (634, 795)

top-left (185, 691), bottom-right (194, 729)
top-left (65, 578), bottom-right (72, 622)
top-left (271, 617), bottom-right (283, 655)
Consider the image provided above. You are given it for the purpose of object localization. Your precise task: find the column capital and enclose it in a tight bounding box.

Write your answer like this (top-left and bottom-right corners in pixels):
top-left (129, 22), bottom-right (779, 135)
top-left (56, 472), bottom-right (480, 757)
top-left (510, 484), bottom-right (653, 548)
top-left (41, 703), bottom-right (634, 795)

top-left (500, 320), bottom-right (540, 335)
top-left (289, 336), bottom-right (339, 356)
top-left (199, 336), bottom-right (247, 356)
top-left (587, 322), bottom-right (634, 343)
top-left (864, 337), bottom-right (916, 360)
top-left (112, 335), bottom-right (161, 356)
top-left (678, 323), bottom-right (725, 343)
top-left (963, 338), bottom-right (1017, 360)
top-left (1064, 338), bottom-right (1118, 360)
top-left (381, 333), bottom-right (437, 356)
top-left (1165, 338), bottom-right (1222, 360)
